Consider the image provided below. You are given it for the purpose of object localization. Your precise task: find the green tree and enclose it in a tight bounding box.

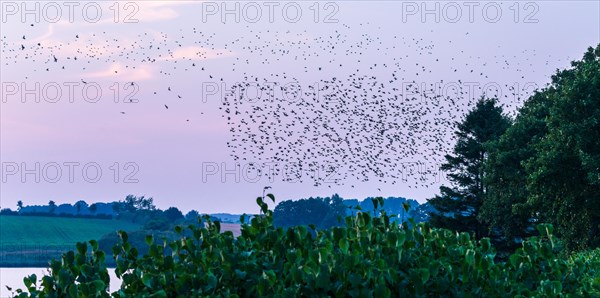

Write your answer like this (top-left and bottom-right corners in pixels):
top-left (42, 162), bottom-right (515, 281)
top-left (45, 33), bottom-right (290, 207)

top-left (75, 200), bottom-right (88, 215)
top-left (185, 210), bottom-right (200, 221)
top-left (481, 45), bottom-right (600, 250)
top-left (320, 194), bottom-right (347, 228)
top-left (113, 195), bottom-right (156, 223)
top-left (480, 91), bottom-right (551, 248)
top-left (163, 207), bottom-right (184, 222)
top-left (17, 200), bottom-right (23, 212)
top-left (48, 200), bottom-right (56, 214)
top-left (428, 97), bottom-right (511, 238)
top-left (525, 45), bottom-right (600, 249)
top-left (89, 203), bottom-right (98, 215)
top-left (273, 197), bottom-right (335, 229)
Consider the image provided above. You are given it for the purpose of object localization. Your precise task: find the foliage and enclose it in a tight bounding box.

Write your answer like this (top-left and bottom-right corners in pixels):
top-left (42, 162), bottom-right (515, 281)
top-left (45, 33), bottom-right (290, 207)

top-left (480, 91), bottom-right (551, 251)
top-left (571, 248), bottom-right (600, 290)
top-left (13, 195), bottom-right (600, 297)
top-left (185, 210), bottom-right (200, 221)
top-left (89, 203), bottom-right (98, 214)
top-left (525, 45), bottom-right (600, 250)
top-left (143, 218), bottom-right (172, 231)
top-left (97, 230), bottom-right (178, 267)
top-left (347, 197), bottom-right (426, 223)
top-left (163, 207), bottom-right (184, 222)
top-left (113, 195), bottom-right (156, 213)
top-left (112, 195), bottom-right (157, 224)
top-left (1, 208), bottom-right (18, 215)
top-left (481, 44), bottom-right (600, 250)
top-left (75, 200), bottom-right (88, 214)
top-left (47, 201), bottom-right (56, 214)
top-left (8, 240), bottom-right (110, 298)
top-left (273, 194), bottom-right (346, 229)
top-left (429, 97), bottom-right (511, 238)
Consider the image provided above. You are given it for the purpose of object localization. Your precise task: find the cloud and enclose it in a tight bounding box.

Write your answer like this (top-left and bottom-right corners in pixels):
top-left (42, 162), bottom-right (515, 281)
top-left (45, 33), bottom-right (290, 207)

top-left (133, 2), bottom-right (185, 22)
top-left (30, 20), bottom-right (71, 43)
top-left (85, 63), bottom-right (155, 81)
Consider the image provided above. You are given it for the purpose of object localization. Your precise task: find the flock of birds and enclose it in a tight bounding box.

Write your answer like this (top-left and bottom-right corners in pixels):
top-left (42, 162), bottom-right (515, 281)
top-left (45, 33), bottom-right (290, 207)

top-left (2, 22), bottom-right (565, 189)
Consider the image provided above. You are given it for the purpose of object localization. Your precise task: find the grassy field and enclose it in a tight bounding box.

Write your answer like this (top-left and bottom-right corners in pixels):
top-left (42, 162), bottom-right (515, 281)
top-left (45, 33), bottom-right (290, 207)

top-left (0, 215), bottom-right (141, 244)
top-left (0, 216), bottom-right (243, 266)
top-left (0, 215), bottom-right (141, 266)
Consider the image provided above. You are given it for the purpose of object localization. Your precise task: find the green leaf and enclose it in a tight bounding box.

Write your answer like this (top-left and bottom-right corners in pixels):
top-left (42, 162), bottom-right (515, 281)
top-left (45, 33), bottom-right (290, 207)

top-left (481, 238), bottom-right (491, 252)
top-left (465, 249), bottom-right (475, 266)
top-left (339, 239), bottom-right (349, 253)
top-left (91, 280), bottom-right (106, 292)
top-left (142, 274), bottom-right (153, 288)
top-left (76, 242), bottom-right (87, 255)
top-left (207, 272), bottom-right (218, 290)
top-left (174, 225), bottom-right (183, 234)
top-left (118, 230), bottom-right (128, 243)
top-left (145, 235), bottom-right (154, 246)
top-left (89, 240), bottom-right (99, 251)
top-left (150, 290), bottom-right (167, 298)
top-left (371, 198), bottom-right (379, 210)
top-left (419, 269), bottom-right (430, 283)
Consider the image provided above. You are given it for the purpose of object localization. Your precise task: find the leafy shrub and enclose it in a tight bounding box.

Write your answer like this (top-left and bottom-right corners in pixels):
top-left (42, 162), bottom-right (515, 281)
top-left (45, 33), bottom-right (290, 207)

top-left (12, 195), bottom-right (600, 297)
top-left (97, 230), bottom-right (179, 267)
top-left (8, 241), bottom-right (110, 297)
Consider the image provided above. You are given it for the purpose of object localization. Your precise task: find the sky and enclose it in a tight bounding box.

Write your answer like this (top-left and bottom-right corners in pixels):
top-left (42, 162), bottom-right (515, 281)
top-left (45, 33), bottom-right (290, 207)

top-left (1, 1), bottom-right (599, 214)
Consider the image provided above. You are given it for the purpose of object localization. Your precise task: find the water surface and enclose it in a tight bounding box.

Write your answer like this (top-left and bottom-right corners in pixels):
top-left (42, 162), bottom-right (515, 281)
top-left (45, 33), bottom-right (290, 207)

top-left (0, 268), bottom-right (121, 297)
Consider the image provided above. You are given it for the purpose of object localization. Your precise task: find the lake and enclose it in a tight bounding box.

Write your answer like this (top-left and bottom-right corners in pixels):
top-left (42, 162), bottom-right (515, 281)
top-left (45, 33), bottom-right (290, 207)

top-left (0, 268), bottom-right (122, 297)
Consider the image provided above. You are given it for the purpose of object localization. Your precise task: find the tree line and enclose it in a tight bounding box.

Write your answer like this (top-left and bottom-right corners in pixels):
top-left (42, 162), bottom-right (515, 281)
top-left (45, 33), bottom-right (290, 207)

top-left (272, 194), bottom-right (433, 230)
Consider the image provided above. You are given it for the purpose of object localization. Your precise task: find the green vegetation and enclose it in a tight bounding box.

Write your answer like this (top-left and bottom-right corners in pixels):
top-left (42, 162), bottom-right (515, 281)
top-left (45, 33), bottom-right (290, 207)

top-left (428, 97), bottom-right (511, 239)
top-left (0, 195), bottom-right (241, 267)
top-left (8, 195), bottom-right (600, 297)
top-left (0, 216), bottom-right (140, 245)
top-left (430, 45), bottom-right (600, 252)
top-left (274, 195), bottom-right (430, 230)
top-left (273, 194), bottom-right (347, 229)
top-left (483, 45), bottom-right (600, 250)
top-left (0, 216), bottom-right (141, 267)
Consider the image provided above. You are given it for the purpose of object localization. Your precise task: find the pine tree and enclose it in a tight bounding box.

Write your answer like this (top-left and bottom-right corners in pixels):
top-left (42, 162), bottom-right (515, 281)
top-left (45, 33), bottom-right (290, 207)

top-left (428, 97), bottom-right (511, 238)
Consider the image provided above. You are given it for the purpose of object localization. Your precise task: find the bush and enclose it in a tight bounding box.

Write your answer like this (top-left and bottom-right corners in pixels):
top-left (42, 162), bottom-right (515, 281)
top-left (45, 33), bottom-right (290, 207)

top-left (8, 241), bottom-right (110, 297)
top-left (12, 195), bottom-right (600, 297)
top-left (97, 230), bottom-right (178, 267)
